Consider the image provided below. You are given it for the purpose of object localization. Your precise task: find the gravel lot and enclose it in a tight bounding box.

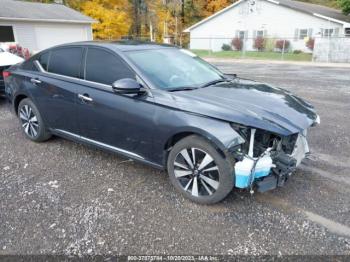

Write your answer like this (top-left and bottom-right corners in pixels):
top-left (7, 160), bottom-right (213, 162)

top-left (0, 60), bottom-right (350, 256)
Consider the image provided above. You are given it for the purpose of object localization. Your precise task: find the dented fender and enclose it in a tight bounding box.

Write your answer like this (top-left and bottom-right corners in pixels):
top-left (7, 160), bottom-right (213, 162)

top-left (165, 112), bottom-right (245, 152)
top-left (148, 100), bottom-right (245, 166)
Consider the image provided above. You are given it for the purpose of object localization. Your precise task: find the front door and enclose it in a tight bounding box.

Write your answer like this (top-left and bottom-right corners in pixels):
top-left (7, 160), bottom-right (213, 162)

top-left (76, 47), bottom-right (156, 160)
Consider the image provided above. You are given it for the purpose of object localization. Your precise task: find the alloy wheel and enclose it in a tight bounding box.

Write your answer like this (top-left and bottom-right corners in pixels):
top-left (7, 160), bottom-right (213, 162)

top-left (174, 148), bottom-right (220, 197)
top-left (19, 105), bottom-right (39, 138)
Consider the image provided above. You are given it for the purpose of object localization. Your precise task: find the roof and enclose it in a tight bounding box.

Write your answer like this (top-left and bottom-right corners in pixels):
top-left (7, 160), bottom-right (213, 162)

top-left (0, 0), bottom-right (95, 24)
top-left (184, 0), bottom-right (350, 32)
top-left (46, 40), bottom-right (176, 52)
top-left (278, 0), bottom-right (350, 23)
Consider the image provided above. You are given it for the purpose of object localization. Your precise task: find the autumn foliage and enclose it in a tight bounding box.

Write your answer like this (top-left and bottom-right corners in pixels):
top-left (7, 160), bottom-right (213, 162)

top-left (203, 0), bottom-right (234, 16)
top-left (80, 0), bottom-right (130, 40)
top-left (70, 0), bottom-right (235, 41)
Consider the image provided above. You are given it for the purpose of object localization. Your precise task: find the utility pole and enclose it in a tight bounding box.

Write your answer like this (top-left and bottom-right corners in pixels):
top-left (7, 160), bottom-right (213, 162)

top-left (180, 0), bottom-right (185, 47)
top-left (133, 0), bottom-right (141, 37)
top-left (175, 16), bottom-right (178, 45)
top-left (181, 0), bottom-right (185, 25)
top-left (150, 20), bottom-right (154, 41)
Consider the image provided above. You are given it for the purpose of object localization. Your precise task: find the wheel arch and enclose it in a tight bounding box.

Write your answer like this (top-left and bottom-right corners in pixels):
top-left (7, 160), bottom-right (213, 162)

top-left (14, 93), bottom-right (28, 115)
top-left (162, 126), bottom-right (242, 167)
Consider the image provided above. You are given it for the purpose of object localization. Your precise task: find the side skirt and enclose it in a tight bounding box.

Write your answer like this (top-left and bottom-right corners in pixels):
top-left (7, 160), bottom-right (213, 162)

top-left (51, 129), bottom-right (164, 170)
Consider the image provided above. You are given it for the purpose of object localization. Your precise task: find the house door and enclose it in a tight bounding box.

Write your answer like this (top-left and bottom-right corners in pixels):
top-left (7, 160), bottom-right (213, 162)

top-left (235, 30), bottom-right (247, 50)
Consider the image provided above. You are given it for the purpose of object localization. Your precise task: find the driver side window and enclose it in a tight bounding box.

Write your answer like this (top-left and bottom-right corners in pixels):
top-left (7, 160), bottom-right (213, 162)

top-left (85, 48), bottom-right (135, 85)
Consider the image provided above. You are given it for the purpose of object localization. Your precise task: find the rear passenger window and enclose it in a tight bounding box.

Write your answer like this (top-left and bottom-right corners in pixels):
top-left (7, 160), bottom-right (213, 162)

top-left (39, 52), bottom-right (49, 71)
top-left (48, 47), bottom-right (83, 78)
top-left (85, 48), bottom-right (135, 85)
top-left (21, 59), bottom-right (36, 71)
top-left (22, 52), bottom-right (50, 71)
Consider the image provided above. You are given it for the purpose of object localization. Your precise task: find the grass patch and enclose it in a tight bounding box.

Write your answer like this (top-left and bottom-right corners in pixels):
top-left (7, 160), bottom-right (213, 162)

top-left (191, 50), bottom-right (313, 62)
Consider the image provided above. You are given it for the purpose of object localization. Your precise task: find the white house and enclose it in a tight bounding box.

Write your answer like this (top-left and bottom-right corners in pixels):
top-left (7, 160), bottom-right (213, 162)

top-left (184, 0), bottom-right (350, 52)
top-left (0, 0), bottom-right (94, 53)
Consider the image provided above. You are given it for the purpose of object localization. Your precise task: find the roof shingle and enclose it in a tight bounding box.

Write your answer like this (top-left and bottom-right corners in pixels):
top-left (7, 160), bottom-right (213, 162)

top-left (278, 0), bottom-right (350, 23)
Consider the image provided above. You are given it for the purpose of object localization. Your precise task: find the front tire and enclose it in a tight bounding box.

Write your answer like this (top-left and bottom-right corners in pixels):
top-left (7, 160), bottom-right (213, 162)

top-left (18, 98), bottom-right (51, 142)
top-left (167, 135), bottom-right (235, 204)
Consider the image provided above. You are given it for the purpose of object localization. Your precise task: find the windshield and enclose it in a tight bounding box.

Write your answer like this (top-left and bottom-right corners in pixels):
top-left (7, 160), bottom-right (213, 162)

top-left (125, 48), bottom-right (224, 90)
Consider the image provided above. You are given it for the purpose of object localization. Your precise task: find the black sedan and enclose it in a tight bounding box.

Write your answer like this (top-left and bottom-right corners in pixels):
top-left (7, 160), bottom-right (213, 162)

top-left (3, 41), bottom-right (320, 204)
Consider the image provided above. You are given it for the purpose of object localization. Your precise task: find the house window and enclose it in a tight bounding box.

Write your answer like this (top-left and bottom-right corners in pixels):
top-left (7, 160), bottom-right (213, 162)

top-left (299, 29), bottom-right (308, 39)
top-left (239, 31), bottom-right (246, 39)
top-left (256, 30), bottom-right (265, 37)
top-left (345, 28), bottom-right (350, 37)
top-left (0, 26), bottom-right (15, 42)
top-left (323, 29), bottom-right (333, 37)
top-left (321, 28), bottom-right (339, 37)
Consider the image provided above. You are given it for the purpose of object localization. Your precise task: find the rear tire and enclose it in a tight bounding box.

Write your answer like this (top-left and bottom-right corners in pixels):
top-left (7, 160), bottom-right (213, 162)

top-left (167, 135), bottom-right (235, 204)
top-left (18, 98), bottom-right (51, 142)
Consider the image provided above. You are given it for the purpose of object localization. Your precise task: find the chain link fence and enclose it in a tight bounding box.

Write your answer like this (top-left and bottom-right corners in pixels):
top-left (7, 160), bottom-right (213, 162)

top-left (186, 36), bottom-right (350, 63)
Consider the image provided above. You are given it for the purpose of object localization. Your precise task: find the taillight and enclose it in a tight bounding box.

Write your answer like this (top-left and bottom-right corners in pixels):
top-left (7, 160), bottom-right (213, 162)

top-left (2, 71), bottom-right (11, 78)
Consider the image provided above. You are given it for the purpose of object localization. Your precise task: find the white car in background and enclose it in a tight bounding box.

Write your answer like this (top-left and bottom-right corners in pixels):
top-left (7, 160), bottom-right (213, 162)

top-left (0, 46), bottom-right (24, 96)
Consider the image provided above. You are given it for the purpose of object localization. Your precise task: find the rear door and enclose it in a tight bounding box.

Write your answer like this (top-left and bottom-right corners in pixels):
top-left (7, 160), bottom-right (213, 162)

top-left (76, 47), bottom-right (156, 159)
top-left (30, 47), bottom-right (83, 134)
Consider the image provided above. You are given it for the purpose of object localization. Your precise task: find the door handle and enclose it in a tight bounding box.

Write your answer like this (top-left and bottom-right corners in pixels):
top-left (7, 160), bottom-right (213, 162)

top-left (78, 94), bottom-right (93, 102)
top-left (30, 78), bottom-right (42, 84)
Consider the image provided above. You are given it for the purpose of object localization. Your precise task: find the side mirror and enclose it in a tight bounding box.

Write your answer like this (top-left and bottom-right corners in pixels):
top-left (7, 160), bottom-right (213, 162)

top-left (112, 78), bottom-right (145, 94)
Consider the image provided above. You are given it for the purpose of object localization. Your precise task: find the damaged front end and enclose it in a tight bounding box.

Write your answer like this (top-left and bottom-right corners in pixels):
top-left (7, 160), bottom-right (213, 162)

top-left (230, 124), bottom-right (312, 193)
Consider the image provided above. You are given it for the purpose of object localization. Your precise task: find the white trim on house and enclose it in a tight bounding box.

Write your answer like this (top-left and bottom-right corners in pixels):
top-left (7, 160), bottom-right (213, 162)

top-left (313, 13), bottom-right (348, 25)
top-left (266, 0), bottom-right (280, 4)
top-left (0, 17), bottom-right (95, 24)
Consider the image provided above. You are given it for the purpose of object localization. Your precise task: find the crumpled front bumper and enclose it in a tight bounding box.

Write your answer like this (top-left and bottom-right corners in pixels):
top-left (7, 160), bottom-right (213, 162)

top-left (255, 153), bottom-right (297, 192)
top-left (234, 130), bottom-right (310, 192)
top-left (256, 131), bottom-right (310, 192)
top-left (291, 130), bottom-right (310, 166)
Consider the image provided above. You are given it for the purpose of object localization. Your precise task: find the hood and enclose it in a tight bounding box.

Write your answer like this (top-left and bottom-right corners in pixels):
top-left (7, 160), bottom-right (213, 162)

top-left (0, 52), bottom-right (24, 67)
top-left (154, 79), bottom-right (318, 136)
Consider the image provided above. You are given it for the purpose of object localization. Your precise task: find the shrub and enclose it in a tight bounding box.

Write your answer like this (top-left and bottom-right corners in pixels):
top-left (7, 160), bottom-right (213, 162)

top-left (23, 48), bottom-right (31, 60)
top-left (8, 44), bottom-right (31, 59)
top-left (275, 39), bottom-right (290, 51)
top-left (253, 37), bottom-right (266, 51)
top-left (265, 38), bottom-right (276, 52)
top-left (293, 50), bottom-right (303, 54)
top-left (306, 38), bottom-right (315, 50)
top-left (222, 43), bottom-right (232, 51)
top-left (231, 37), bottom-right (243, 51)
